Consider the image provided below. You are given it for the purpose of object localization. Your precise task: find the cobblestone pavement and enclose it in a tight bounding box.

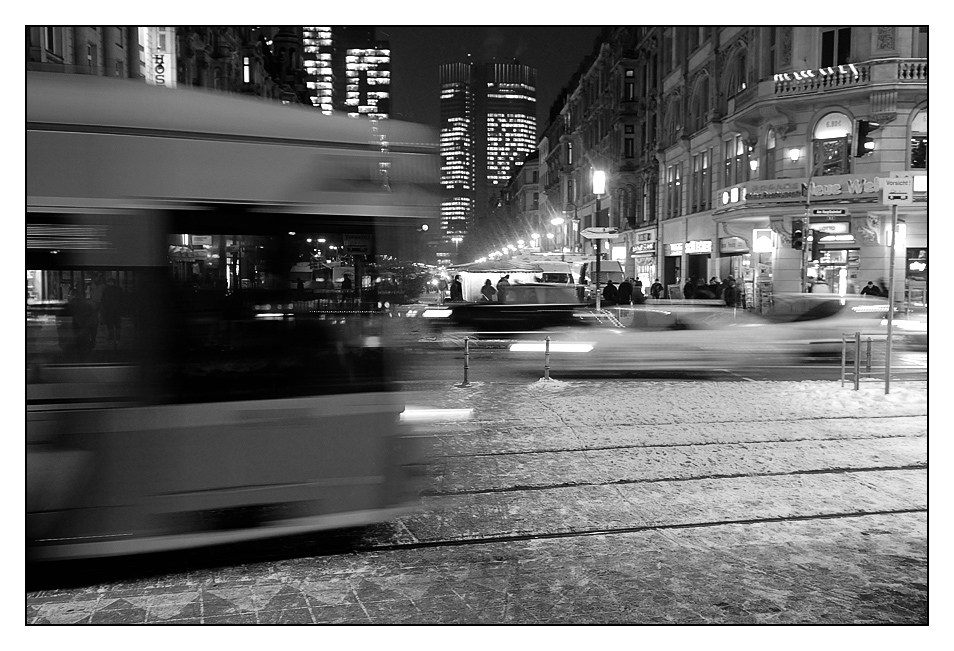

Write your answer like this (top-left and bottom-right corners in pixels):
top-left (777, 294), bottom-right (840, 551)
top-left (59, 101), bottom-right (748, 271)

top-left (27, 379), bottom-right (928, 625)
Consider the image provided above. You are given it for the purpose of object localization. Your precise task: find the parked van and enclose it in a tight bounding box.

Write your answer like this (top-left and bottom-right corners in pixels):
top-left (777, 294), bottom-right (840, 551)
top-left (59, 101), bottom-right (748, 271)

top-left (570, 259), bottom-right (625, 299)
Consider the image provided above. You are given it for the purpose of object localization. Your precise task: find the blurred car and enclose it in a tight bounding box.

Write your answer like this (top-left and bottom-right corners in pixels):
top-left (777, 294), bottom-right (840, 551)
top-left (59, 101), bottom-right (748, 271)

top-left (893, 310), bottom-right (927, 351)
top-left (414, 284), bottom-right (585, 344)
top-left (509, 293), bottom-right (898, 373)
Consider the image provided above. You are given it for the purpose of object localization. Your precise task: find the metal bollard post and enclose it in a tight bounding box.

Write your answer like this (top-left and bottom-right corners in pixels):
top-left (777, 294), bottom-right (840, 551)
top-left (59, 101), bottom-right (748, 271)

top-left (544, 335), bottom-right (551, 381)
top-left (461, 336), bottom-right (471, 387)
top-left (841, 335), bottom-right (847, 388)
top-left (853, 332), bottom-right (861, 390)
top-left (865, 337), bottom-right (872, 374)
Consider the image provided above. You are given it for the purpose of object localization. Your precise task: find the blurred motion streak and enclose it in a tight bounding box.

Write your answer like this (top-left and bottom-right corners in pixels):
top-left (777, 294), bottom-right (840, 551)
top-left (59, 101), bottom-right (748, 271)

top-left (26, 72), bottom-right (451, 561)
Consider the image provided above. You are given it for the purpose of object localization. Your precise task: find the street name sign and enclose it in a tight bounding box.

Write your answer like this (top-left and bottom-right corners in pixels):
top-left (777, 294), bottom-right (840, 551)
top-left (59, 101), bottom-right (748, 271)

top-left (581, 226), bottom-right (619, 239)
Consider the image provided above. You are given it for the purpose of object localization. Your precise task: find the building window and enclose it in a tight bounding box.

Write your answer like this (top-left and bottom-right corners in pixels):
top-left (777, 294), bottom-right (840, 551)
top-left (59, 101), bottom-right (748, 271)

top-left (532, 192), bottom-right (539, 210)
top-left (243, 56), bottom-right (251, 83)
top-left (911, 109), bottom-right (927, 169)
top-left (916, 26), bottom-right (928, 58)
top-left (666, 163), bottom-right (682, 218)
top-left (723, 135), bottom-right (748, 186)
top-left (765, 27), bottom-right (777, 77)
top-left (625, 137), bottom-right (635, 159)
top-left (689, 76), bottom-right (708, 133)
top-left (691, 149), bottom-right (710, 213)
top-left (821, 28), bottom-right (852, 67)
top-left (813, 112), bottom-right (852, 176)
top-left (567, 141), bottom-right (574, 165)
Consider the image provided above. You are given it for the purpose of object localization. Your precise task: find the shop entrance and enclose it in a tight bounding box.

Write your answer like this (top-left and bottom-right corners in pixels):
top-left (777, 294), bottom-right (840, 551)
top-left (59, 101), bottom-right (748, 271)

top-left (664, 256), bottom-right (681, 287)
top-left (809, 249), bottom-right (859, 294)
top-left (687, 254), bottom-right (709, 284)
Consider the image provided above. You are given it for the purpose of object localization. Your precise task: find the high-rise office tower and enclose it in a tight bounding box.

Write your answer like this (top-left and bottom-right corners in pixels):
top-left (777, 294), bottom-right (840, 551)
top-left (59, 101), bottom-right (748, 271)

top-left (439, 59), bottom-right (536, 247)
top-left (302, 26), bottom-right (390, 119)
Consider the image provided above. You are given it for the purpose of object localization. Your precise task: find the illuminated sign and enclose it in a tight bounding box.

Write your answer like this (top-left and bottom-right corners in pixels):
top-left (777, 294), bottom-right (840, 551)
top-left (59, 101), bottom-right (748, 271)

top-left (810, 222), bottom-right (849, 234)
top-left (685, 240), bottom-right (712, 254)
top-left (631, 242), bottom-right (656, 253)
top-left (774, 64), bottom-right (860, 83)
top-left (636, 231), bottom-right (655, 243)
top-left (752, 229), bottom-right (773, 253)
top-left (716, 173), bottom-right (912, 210)
top-left (664, 243), bottom-right (684, 256)
top-left (720, 237), bottom-right (748, 253)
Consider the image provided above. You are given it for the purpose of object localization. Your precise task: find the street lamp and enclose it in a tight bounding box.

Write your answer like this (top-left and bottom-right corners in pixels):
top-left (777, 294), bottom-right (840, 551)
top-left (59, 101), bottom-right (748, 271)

top-left (592, 169), bottom-right (606, 311)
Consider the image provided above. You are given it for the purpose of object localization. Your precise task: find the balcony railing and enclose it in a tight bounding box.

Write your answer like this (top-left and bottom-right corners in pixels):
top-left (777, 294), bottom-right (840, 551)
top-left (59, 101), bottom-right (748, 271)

top-left (771, 58), bottom-right (926, 98)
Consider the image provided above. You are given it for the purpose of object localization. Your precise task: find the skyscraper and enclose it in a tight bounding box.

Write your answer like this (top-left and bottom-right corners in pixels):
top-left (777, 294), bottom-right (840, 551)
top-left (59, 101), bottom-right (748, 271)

top-left (439, 59), bottom-right (536, 251)
top-left (303, 26), bottom-right (390, 119)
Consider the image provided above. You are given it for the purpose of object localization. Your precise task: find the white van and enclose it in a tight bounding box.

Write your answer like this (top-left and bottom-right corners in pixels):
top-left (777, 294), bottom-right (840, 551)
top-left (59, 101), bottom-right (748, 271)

top-left (571, 259), bottom-right (625, 290)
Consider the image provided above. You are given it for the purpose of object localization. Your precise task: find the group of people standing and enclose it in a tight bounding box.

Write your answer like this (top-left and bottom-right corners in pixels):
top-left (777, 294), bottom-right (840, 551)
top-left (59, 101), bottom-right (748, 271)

top-left (644, 276), bottom-right (741, 307)
top-left (600, 277), bottom-right (646, 305)
top-left (479, 274), bottom-right (511, 303)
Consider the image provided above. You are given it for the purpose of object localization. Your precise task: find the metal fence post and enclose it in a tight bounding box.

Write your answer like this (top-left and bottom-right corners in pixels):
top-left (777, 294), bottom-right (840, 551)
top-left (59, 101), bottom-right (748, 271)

top-left (544, 335), bottom-right (551, 381)
top-left (853, 331), bottom-right (861, 391)
top-left (865, 337), bottom-right (872, 374)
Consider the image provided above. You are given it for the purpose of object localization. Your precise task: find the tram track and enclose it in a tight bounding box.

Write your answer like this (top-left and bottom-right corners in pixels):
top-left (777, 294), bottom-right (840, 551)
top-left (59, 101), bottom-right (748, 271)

top-left (421, 463), bottom-right (927, 497)
top-left (354, 507), bottom-right (927, 555)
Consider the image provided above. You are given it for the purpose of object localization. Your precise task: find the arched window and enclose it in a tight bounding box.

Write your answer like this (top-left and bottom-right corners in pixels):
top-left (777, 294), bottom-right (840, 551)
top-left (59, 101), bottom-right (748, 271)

top-left (911, 109), bottom-right (927, 169)
top-left (723, 49), bottom-right (748, 113)
top-left (812, 112), bottom-right (852, 176)
top-left (665, 97), bottom-right (681, 144)
top-left (689, 76), bottom-right (709, 134)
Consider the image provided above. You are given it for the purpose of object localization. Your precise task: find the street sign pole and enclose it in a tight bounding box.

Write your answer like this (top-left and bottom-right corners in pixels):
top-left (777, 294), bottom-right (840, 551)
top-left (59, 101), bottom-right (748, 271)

top-left (885, 203), bottom-right (898, 394)
top-left (880, 174), bottom-right (913, 394)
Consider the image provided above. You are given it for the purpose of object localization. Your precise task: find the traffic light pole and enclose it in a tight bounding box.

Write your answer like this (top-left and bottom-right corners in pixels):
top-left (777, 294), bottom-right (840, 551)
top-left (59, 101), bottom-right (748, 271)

top-left (884, 203), bottom-right (898, 394)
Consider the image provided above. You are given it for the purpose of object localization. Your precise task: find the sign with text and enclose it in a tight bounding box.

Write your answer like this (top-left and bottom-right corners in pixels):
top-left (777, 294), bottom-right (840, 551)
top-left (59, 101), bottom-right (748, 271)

top-left (882, 176), bottom-right (914, 205)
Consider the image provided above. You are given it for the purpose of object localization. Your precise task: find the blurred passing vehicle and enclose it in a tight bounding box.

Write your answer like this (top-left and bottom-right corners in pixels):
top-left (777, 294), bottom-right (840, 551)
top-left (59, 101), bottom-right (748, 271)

top-left (416, 284), bottom-right (584, 344)
top-left (26, 72), bottom-right (446, 561)
top-left (509, 293), bottom-right (896, 373)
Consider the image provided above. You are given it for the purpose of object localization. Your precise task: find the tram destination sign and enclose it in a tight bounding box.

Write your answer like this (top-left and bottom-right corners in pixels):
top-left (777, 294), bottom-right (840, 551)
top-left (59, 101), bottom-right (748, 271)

top-left (811, 208), bottom-right (847, 216)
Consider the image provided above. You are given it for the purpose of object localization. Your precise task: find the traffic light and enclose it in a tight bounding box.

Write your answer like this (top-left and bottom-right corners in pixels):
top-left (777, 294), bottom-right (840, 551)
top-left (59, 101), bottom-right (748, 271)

top-left (791, 219), bottom-right (804, 250)
top-left (855, 120), bottom-right (879, 157)
top-left (809, 228), bottom-right (823, 261)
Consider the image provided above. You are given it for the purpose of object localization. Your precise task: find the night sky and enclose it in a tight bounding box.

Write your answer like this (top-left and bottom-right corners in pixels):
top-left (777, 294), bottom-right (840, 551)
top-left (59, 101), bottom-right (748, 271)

top-left (377, 26), bottom-right (606, 135)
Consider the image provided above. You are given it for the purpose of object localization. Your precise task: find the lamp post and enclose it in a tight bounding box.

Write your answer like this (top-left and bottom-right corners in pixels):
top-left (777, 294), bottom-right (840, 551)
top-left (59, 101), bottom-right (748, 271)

top-left (592, 169), bottom-right (606, 310)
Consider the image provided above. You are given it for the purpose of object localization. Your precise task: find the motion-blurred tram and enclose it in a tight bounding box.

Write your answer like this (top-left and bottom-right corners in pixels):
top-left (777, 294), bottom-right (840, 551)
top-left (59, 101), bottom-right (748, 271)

top-left (26, 72), bottom-right (441, 561)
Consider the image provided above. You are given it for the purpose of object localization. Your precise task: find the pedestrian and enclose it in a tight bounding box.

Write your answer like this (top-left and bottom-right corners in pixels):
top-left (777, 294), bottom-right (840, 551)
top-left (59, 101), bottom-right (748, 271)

top-left (683, 277), bottom-right (695, 300)
top-left (339, 273), bottom-right (353, 307)
top-left (450, 275), bottom-right (463, 302)
top-left (650, 278), bottom-right (664, 300)
top-left (496, 274), bottom-right (511, 304)
top-left (860, 280), bottom-right (881, 296)
top-left (602, 279), bottom-right (619, 305)
top-left (480, 278), bottom-right (498, 302)
top-left (723, 276), bottom-right (738, 308)
top-left (616, 277), bottom-right (633, 305)
top-left (296, 277), bottom-right (305, 292)
top-left (708, 276), bottom-right (723, 299)
top-left (877, 278), bottom-right (889, 298)
top-left (632, 279), bottom-right (646, 304)
top-left (100, 277), bottom-right (124, 345)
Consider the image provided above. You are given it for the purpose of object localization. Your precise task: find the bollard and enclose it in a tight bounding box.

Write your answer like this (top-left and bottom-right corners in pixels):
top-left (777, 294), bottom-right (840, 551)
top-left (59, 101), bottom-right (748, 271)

top-left (865, 337), bottom-right (872, 374)
top-left (461, 336), bottom-right (471, 387)
top-left (544, 335), bottom-right (551, 381)
top-left (853, 331), bottom-right (861, 390)
top-left (841, 334), bottom-right (847, 388)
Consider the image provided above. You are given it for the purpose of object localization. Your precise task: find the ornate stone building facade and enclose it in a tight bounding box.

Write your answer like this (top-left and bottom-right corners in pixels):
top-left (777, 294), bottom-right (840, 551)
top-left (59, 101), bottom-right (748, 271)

top-left (540, 26), bottom-right (927, 304)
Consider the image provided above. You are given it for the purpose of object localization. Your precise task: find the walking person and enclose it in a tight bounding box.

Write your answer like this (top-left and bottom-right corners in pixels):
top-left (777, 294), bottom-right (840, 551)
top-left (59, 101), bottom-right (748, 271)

top-left (450, 275), bottom-right (463, 302)
top-left (709, 277), bottom-right (723, 299)
top-left (723, 276), bottom-right (738, 308)
top-left (683, 277), bottom-right (696, 300)
top-left (496, 274), bottom-right (511, 304)
top-left (860, 280), bottom-right (881, 296)
top-left (480, 278), bottom-right (498, 302)
top-left (650, 278), bottom-right (664, 300)
top-left (339, 273), bottom-right (353, 308)
top-left (602, 279), bottom-right (619, 305)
